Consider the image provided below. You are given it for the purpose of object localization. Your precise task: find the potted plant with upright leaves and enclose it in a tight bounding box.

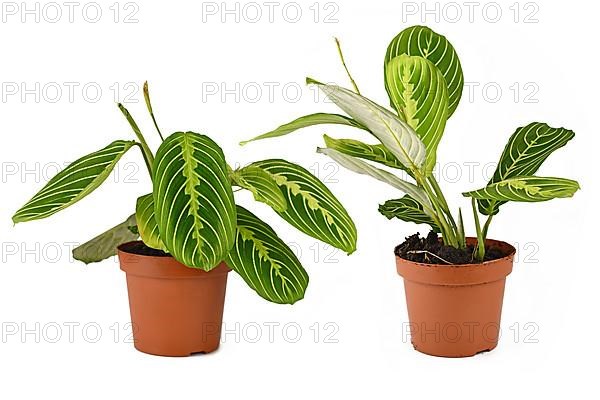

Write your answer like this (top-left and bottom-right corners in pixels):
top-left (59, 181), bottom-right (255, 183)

top-left (242, 26), bottom-right (580, 357)
top-left (12, 82), bottom-right (357, 357)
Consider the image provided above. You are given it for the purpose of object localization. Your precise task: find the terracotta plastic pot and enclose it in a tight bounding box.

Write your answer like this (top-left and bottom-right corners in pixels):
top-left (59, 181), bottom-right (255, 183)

top-left (396, 238), bottom-right (515, 358)
top-left (117, 241), bottom-right (230, 357)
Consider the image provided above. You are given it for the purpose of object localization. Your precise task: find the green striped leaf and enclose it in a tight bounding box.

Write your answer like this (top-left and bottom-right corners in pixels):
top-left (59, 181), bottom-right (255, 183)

top-left (317, 147), bottom-right (433, 214)
top-left (153, 132), bottom-right (236, 270)
top-left (231, 166), bottom-right (287, 213)
top-left (323, 134), bottom-right (409, 173)
top-left (240, 113), bottom-right (366, 145)
top-left (478, 123), bottom-right (576, 215)
top-left (72, 214), bottom-right (139, 264)
top-left (135, 194), bottom-right (166, 251)
top-left (463, 176), bottom-right (580, 203)
top-left (249, 159), bottom-right (357, 254)
top-left (379, 195), bottom-right (440, 232)
top-left (309, 80), bottom-right (426, 172)
top-left (385, 54), bottom-right (448, 173)
top-left (385, 25), bottom-right (464, 117)
top-left (13, 140), bottom-right (136, 223)
top-left (226, 206), bottom-right (308, 304)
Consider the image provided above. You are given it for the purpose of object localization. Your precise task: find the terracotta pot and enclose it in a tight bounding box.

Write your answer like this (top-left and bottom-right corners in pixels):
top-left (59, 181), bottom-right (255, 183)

top-left (396, 237), bottom-right (515, 358)
top-left (117, 241), bottom-right (230, 357)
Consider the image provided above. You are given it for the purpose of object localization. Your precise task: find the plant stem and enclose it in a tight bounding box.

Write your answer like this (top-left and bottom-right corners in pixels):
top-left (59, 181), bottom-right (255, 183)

top-left (457, 208), bottom-right (466, 248)
top-left (427, 175), bottom-right (459, 232)
top-left (471, 197), bottom-right (485, 261)
top-left (416, 173), bottom-right (456, 246)
top-left (334, 37), bottom-right (361, 94)
top-left (143, 81), bottom-right (165, 142)
top-left (415, 172), bottom-right (458, 246)
top-left (118, 103), bottom-right (154, 174)
top-left (482, 214), bottom-right (494, 241)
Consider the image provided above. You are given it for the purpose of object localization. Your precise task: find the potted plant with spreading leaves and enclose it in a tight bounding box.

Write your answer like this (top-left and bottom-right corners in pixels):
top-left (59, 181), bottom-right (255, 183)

top-left (12, 82), bottom-right (357, 357)
top-left (242, 26), bottom-right (580, 357)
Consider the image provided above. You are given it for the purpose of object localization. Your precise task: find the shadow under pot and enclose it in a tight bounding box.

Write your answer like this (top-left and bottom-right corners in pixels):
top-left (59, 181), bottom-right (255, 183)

top-left (395, 238), bottom-right (515, 358)
top-left (117, 241), bottom-right (230, 357)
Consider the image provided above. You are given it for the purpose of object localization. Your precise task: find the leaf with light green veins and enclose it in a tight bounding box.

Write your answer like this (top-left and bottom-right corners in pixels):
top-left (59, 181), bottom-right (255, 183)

top-left (230, 166), bottom-right (287, 212)
top-left (226, 206), bottom-right (308, 304)
top-left (385, 54), bottom-right (448, 174)
top-left (135, 194), bottom-right (167, 251)
top-left (478, 123), bottom-right (576, 215)
top-left (248, 159), bottom-right (357, 254)
top-left (240, 113), bottom-right (367, 145)
top-left (153, 132), bottom-right (237, 270)
top-left (13, 140), bottom-right (137, 223)
top-left (309, 80), bottom-right (426, 173)
top-left (463, 176), bottom-right (580, 203)
top-left (72, 214), bottom-right (139, 264)
top-left (317, 147), bottom-right (433, 215)
top-left (385, 25), bottom-right (464, 117)
top-left (379, 195), bottom-right (440, 232)
top-left (322, 134), bottom-right (411, 175)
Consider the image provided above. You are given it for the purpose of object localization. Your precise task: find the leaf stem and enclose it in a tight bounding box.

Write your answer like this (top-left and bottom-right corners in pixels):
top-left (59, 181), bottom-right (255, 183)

top-left (118, 103), bottom-right (154, 174)
top-left (428, 175), bottom-right (458, 232)
top-left (471, 197), bottom-right (485, 261)
top-left (482, 214), bottom-right (494, 241)
top-left (413, 170), bottom-right (457, 246)
top-left (415, 172), bottom-right (456, 246)
top-left (457, 208), bottom-right (466, 248)
top-left (143, 81), bottom-right (165, 142)
top-left (334, 37), bottom-right (360, 95)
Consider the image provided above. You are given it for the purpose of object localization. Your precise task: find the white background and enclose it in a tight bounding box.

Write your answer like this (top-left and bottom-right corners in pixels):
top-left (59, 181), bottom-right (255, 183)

top-left (0, 0), bottom-right (597, 398)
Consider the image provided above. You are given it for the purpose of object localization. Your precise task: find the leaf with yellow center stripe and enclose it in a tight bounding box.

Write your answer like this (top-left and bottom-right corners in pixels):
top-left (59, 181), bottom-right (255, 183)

top-left (385, 54), bottom-right (449, 174)
top-left (153, 132), bottom-right (236, 270)
top-left (248, 159), bottom-right (357, 254)
top-left (463, 176), bottom-right (580, 203)
top-left (226, 205), bottom-right (308, 304)
top-left (13, 140), bottom-right (137, 223)
top-left (477, 122), bottom-right (576, 215)
top-left (385, 25), bottom-right (464, 117)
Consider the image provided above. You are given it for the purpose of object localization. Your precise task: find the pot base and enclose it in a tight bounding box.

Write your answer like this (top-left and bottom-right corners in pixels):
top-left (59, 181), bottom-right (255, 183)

top-left (133, 343), bottom-right (221, 357)
top-left (412, 342), bottom-right (497, 358)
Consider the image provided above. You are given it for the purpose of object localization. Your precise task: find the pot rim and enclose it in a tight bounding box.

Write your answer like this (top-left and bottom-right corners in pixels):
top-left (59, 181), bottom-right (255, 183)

top-left (395, 238), bottom-right (515, 286)
top-left (117, 240), bottom-right (171, 258)
top-left (117, 241), bottom-right (231, 278)
top-left (394, 237), bottom-right (516, 268)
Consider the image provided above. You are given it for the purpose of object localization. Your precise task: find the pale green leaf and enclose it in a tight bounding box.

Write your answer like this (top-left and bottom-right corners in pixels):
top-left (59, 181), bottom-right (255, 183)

top-left (309, 81), bottom-right (426, 172)
top-left (72, 214), bottom-right (139, 264)
top-left (317, 147), bottom-right (432, 215)
top-left (240, 113), bottom-right (366, 145)
top-left (322, 134), bottom-right (410, 173)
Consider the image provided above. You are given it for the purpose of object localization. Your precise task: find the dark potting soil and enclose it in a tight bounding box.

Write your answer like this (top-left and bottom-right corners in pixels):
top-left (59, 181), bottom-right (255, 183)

top-left (120, 241), bottom-right (171, 257)
top-left (394, 231), bottom-right (506, 265)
